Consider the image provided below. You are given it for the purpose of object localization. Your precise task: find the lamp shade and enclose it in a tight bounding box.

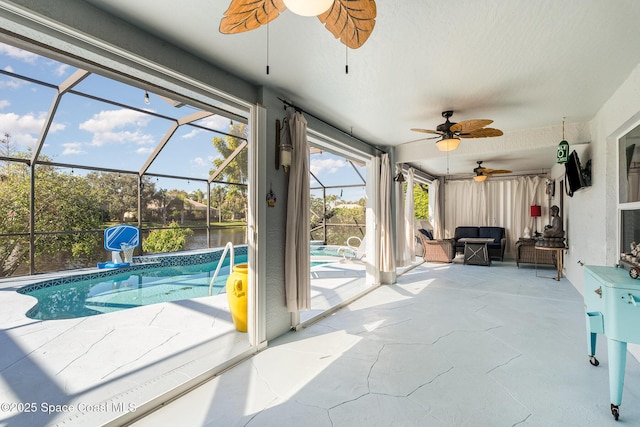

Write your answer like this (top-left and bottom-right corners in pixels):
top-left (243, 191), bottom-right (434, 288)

top-left (530, 205), bottom-right (542, 217)
top-left (283, 0), bottom-right (333, 16)
top-left (435, 138), bottom-right (461, 152)
top-left (473, 175), bottom-right (487, 182)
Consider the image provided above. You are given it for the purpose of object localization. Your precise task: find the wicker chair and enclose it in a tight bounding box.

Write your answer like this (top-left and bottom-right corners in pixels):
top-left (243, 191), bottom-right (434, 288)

top-left (418, 232), bottom-right (455, 263)
top-left (515, 238), bottom-right (556, 268)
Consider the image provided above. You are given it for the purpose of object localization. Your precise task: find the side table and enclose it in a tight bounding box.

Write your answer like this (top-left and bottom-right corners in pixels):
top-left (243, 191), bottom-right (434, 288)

top-left (535, 246), bottom-right (565, 280)
top-left (459, 237), bottom-right (494, 266)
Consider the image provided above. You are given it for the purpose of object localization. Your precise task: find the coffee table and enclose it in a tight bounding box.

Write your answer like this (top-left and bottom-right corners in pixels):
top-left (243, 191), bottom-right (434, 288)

top-left (459, 237), bottom-right (494, 266)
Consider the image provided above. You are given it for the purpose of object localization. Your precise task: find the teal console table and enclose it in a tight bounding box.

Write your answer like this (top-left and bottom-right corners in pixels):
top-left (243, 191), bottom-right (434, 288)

top-left (584, 265), bottom-right (640, 420)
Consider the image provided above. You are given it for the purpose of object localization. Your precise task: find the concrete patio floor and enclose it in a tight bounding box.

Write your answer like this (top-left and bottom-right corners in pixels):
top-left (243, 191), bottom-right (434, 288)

top-left (131, 260), bottom-right (640, 426)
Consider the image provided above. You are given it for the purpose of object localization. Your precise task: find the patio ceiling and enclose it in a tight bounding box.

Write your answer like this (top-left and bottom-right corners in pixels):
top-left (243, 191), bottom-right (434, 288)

top-left (69, 0), bottom-right (640, 177)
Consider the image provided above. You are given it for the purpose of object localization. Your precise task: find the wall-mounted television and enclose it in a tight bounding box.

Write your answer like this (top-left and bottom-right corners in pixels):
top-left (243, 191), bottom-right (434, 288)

top-left (565, 150), bottom-right (590, 196)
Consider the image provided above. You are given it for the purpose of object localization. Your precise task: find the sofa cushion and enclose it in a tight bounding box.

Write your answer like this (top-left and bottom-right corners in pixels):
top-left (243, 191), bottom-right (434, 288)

top-left (479, 226), bottom-right (504, 243)
top-left (454, 226), bottom-right (479, 240)
top-left (418, 228), bottom-right (433, 240)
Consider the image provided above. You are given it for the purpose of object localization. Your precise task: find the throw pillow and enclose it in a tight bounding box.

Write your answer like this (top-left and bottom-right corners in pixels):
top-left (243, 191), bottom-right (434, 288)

top-left (418, 228), bottom-right (433, 240)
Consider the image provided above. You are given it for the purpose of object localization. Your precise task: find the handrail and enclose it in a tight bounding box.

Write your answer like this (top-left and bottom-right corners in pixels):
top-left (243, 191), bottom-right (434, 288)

top-left (209, 241), bottom-right (234, 295)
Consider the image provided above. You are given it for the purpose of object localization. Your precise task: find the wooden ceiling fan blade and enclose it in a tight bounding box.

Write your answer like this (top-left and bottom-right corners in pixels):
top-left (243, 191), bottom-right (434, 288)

top-left (450, 119), bottom-right (492, 134)
top-left (410, 128), bottom-right (443, 135)
top-left (460, 128), bottom-right (504, 138)
top-left (486, 169), bottom-right (512, 175)
top-left (220, 0), bottom-right (286, 33)
top-left (318, 0), bottom-right (376, 49)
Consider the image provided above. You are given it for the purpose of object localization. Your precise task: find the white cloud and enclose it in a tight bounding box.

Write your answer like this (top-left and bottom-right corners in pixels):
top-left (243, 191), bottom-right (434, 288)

top-left (0, 100), bottom-right (10, 109)
top-left (182, 128), bottom-right (202, 139)
top-left (54, 63), bottom-right (71, 77)
top-left (79, 109), bottom-right (155, 147)
top-left (199, 115), bottom-right (232, 132)
top-left (61, 142), bottom-right (85, 156)
top-left (192, 157), bottom-right (207, 166)
top-left (79, 109), bottom-right (152, 133)
top-left (0, 112), bottom-right (65, 147)
top-left (0, 77), bottom-right (23, 90)
top-left (310, 158), bottom-right (347, 175)
top-left (0, 44), bottom-right (38, 63)
top-left (4, 65), bottom-right (13, 72)
top-left (88, 130), bottom-right (155, 147)
top-left (136, 146), bottom-right (154, 154)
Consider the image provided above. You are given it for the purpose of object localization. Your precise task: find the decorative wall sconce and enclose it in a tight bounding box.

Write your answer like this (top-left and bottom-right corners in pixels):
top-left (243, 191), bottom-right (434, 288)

top-left (393, 171), bottom-right (405, 182)
top-left (275, 119), bottom-right (292, 173)
top-left (394, 164), bottom-right (405, 182)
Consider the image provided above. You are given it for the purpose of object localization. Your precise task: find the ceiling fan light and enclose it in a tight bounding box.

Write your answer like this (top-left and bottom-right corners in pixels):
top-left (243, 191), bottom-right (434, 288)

top-left (436, 138), bottom-right (461, 152)
top-left (283, 0), bottom-right (333, 16)
top-left (473, 175), bottom-right (488, 182)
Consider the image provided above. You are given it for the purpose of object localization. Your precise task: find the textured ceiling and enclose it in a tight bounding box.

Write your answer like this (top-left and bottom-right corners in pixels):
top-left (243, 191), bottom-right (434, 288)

top-left (82, 0), bottom-right (640, 177)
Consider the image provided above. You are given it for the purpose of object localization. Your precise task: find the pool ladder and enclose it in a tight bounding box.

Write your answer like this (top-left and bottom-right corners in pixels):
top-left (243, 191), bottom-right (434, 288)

top-left (208, 242), bottom-right (234, 295)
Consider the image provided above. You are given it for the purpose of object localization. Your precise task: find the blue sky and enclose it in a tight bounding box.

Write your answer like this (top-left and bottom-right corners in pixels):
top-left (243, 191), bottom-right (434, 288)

top-left (0, 42), bottom-right (366, 200)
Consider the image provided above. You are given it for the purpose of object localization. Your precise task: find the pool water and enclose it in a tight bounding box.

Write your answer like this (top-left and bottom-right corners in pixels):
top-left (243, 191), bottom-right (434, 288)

top-left (23, 254), bottom-right (247, 320)
top-left (310, 245), bottom-right (355, 258)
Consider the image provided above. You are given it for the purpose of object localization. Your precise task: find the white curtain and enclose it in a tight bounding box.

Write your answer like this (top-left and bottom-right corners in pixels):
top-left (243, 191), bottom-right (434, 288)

top-left (444, 176), bottom-right (545, 258)
top-left (379, 154), bottom-right (394, 272)
top-left (285, 111), bottom-right (310, 312)
top-left (403, 168), bottom-right (415, 265)
top-left (445, 180), bottom-right (488, 233)
top-left (395, 165), bottom-right (409, 266)
top-left (429, 178), bottom-right (443, 239)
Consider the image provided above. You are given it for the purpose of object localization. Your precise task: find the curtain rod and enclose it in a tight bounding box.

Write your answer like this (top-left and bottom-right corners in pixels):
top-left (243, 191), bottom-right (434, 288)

top-left (445, 172), bottom-right (549, 182)
top-left (278, 97), bottom-right (386, 154)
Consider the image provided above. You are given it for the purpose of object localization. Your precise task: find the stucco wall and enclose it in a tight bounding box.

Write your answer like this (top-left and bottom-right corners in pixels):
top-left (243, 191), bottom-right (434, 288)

top-left (564, 63), bottom-right (640, 293)
top-left (257, 88), bottom-right (294, 341)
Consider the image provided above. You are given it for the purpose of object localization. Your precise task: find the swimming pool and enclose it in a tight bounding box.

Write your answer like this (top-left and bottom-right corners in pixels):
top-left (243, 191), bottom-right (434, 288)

top-left (310, 244), bottom-right (356, 259)
top-left (19, 248), bottom-right (248, 320)
top-left (17, 245), bottom-right (344, 320)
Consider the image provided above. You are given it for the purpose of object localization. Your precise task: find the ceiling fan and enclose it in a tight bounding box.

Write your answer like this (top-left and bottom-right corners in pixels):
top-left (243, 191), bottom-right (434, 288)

top-left (473, 161), bottom-right (512, 182)
top-left (220, 0), bottom-right (376, 49)
top-left (411, 111), bottom-right (504, 151)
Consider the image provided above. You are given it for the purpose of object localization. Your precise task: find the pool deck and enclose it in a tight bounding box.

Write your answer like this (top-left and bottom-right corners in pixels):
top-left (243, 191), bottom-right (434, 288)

top-left (0, 257), bottom-right (371, 426)
top-left (0, 265), bottom-right (251, 426)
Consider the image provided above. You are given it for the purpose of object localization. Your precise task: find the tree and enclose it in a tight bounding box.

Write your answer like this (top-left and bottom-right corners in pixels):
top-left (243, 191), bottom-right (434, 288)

top-left (189, 188), bottom-right (205, 203)
top-left (142, 221), bottom-right (193, 253)
top-left (413, 184), bottom-right (429, 220)
top-left (0, 140), bottom-right (104, 276)
top-left (85, 172), bottom-right (157, 222)
top-left (211, 123), bottom-right (248, 221)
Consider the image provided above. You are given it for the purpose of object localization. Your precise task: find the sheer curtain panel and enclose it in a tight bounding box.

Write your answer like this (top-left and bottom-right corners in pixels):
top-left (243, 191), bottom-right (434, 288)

top-left (379, 154), bottom-right (394, 273)
top-left (403, 168), bottom-right (416, 265)
top-left (285, 111), bottom-right (311, 312)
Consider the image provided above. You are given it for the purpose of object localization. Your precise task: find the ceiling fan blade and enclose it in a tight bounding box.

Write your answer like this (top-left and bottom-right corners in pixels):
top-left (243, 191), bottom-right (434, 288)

top-left (450, 119), bottom-right (492, 134)
top-left (460, 128), bottom-right (504, 138)
top-left (410, 128), bottom-right (443, 135)
top-left (486, 169), bottom-right (512, 175)
top-left (318, 0), bottom-right (377, 49)
top-left (220, 0), bottom-right (286, 34)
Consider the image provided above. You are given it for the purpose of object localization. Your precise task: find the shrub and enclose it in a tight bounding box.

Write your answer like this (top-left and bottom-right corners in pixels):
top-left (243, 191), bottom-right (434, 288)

top-left (143, 221), bottom-right (193, 254)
